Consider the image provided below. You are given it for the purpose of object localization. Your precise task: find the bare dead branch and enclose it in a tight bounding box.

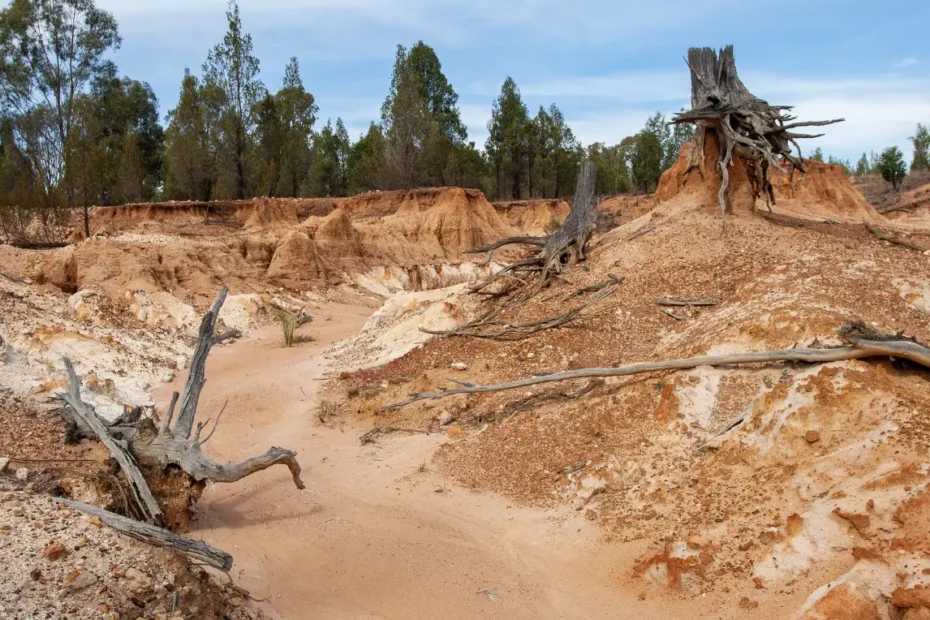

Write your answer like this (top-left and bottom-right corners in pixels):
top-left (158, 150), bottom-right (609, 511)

top-left (58, 359), bottom-right (164, 525)
top-left (56, 499), bottom-right (232, 571)
top-left (656, 297), bottom-right (718, 307)
top-left (175, 287), bottom-right (228, 439)
top-left (211, 329), bottom-right (241, 346)
top-left (382, 322), bottom-right (930, 410)
top-left (864, 222), bottom-right (926, 252)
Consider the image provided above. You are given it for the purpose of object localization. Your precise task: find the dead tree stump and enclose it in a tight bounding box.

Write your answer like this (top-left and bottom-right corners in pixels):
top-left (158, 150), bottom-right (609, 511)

top-left (425, 161), bottom-right (616, 340)
top-left (58, 286), bottom-right (305, 530)
top-left (672, 46), bottom-right (844, 218)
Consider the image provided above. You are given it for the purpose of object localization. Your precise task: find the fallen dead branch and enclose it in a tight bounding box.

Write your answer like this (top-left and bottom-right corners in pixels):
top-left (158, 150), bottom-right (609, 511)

top-left (211, 329), bottom-right (241, 345)
top-left (627, 226), bottom-right (655, 241)
top-left (658, 307), bottom-right (689, 321)
top-left (656, 297), bottom-right (718, 307)
top-left (864, 222), bottom-right (926, 252)
top-left (59, 358), bottom-right (164, 525)
top-left (56, 498), bottom-right (233, 571)
top-left (558, 274), bottom-right (624, 302)
top-left (359, 425), bottom-right (431, 445)
top-left (382, 322), bottom-right (930, 410)
top-left (422, 281), bottom-right (619, 341)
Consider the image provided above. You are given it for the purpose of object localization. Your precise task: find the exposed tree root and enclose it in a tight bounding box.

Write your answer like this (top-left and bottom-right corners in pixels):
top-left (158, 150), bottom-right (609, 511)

top-left (382, 322), bottom-right (930, 410)
top-left (422, 279), bottom-right (619, 341)
top-left (431, 161), bottom-right (601, 342)
top-left (56, 286), bottom-right (305, 532)
top-left (672, 46), bottom-right (843, 220)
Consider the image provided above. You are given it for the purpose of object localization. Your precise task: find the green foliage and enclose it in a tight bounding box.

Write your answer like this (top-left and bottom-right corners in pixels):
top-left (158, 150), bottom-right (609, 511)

top-left (911, 123), bottom-right (930, 172)
top-left (630, 131), bottom-right (664, 193)
top-left (586, 142), bottom-right (631, 195)
top-left (855, 153), bottom-right (871, 176)
top-left (877, 146), bottom-right (907, 190)
top-left (202, 0), bottom-right (264, 199)
top-left (401, 41), bottom-right (466, 143)
top-left (347, 123), bottom-right (385, 194)
top-left (529, 104), bottom-right (582, 199)
top-left (486, 77), bottom-right (531, 199)
top-left (827, 155), bottom-right (852, 174)
top-left (165, 70), bottom-right (217, 201)
top-left (0, 0), bottom-right (121, 240)
top-left (810, 147), bottom-right (824, 162)
top-left (304, 119), bottom-right (350, 197)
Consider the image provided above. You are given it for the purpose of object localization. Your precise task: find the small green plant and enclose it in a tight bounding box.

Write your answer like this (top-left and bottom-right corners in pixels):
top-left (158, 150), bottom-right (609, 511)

top-left (277, 308), bottom-right (298, 348)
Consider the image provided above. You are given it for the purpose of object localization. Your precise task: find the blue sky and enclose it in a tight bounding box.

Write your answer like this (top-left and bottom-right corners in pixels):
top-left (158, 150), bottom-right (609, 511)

top-left (96, 0), bottom-right (930, 163)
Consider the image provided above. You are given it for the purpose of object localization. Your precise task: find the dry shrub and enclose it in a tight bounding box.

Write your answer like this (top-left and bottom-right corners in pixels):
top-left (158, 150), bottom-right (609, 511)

top-left (275, 308), bottom-right (298, 348)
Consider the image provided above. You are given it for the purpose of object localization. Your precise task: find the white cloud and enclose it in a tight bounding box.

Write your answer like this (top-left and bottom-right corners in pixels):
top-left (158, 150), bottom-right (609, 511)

top-left (893, 57), bottom-right (919, 69)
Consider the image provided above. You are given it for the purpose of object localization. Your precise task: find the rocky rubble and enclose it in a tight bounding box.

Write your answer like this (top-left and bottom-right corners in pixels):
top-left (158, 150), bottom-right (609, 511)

top-left (0, 487), bottom-right (261, 619)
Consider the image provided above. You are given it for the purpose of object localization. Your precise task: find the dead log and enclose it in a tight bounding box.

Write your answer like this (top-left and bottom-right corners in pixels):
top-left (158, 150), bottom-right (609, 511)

top-left (59, 359), bottom-right (164, 525)
top-left (56, 498), bottom-right (232, 571)
top-left (672, 46), bottom-right (843, 219)
top-left (58, 286), bottom-right (305, 530)
top-left (382, 322), bottom-right (930, 410)
top-left (864, 222), bottom-right (926, 252)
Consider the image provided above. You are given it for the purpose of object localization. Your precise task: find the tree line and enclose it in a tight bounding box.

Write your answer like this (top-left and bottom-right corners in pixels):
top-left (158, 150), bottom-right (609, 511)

top-left (1, 0), bottom-right (927, 245)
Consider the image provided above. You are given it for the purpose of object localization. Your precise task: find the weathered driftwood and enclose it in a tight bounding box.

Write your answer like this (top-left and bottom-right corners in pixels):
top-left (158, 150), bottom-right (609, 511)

top-left (56, 498), bottom-right (232, 571)
top-left (671, 46), bottom-right (843, 218)
top-left (57, 285), bottom-right (306, 531)
top-left (382, 322), bottom-right (930, 410)
top-left (59, 359), bottom-right (164, 525)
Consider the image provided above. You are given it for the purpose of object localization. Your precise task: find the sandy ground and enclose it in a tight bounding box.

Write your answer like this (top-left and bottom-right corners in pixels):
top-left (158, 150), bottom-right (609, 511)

top-left (152, 303), bottom-right (671, 620)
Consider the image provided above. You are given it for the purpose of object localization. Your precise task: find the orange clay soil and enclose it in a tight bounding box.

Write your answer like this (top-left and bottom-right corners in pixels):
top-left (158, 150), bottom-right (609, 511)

top-left (336, 149), bottom-right (930, 618)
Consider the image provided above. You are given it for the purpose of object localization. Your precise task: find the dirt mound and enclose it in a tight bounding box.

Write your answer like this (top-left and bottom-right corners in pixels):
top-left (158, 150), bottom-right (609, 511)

top-left (354, 187), bottom-right (516, 266)
top-left (597, 195), bottom-right (657, 229)
top-left (494, 199), bottom-right (570, 235)
top-left (656, 133), bottom-right (881, 222)
top-left (343, 186), bottom-right (930, 617)
top-left (877, 183), bottom-right (930, 227)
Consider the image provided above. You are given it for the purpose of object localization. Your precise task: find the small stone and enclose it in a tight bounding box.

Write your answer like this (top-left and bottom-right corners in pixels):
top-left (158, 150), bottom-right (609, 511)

top-left (450, 362), bottom-right (468, 371)
top-left (584, 509), bottom-right (597, 521)
top-left (30, 567), bottom-right (42, 581)
top-left (805, 430), bottom-right (821, 444)
top-left (86, 516), bottom-right (103, 528)
top-left (14, 467), bottom-right (29, 482)
top-left (64, 570), bottom-right (98, 592)
top-left (0, 457), bottom-right (10, 473)
top-left (42, 541), bottom-right (68, 561)
top-left (229, 596), bottom-right (244, 607)
top-left (527, 352), bottom-right (535, 359)
top-left (438, 411), bottom-right (455, 426)
top-left (739, 597), bottom-right (760, 610)
top-left (74, 537), bottom-right (88, 550)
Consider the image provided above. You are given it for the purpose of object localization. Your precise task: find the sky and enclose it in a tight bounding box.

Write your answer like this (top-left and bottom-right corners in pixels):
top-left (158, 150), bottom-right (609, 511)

top-left (94, 0), bottom-right (930, 164)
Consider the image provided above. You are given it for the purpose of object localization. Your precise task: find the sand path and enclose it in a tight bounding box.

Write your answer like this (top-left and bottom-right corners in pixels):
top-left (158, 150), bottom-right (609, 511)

top-left (155, 302), bottom-right (664, 620)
